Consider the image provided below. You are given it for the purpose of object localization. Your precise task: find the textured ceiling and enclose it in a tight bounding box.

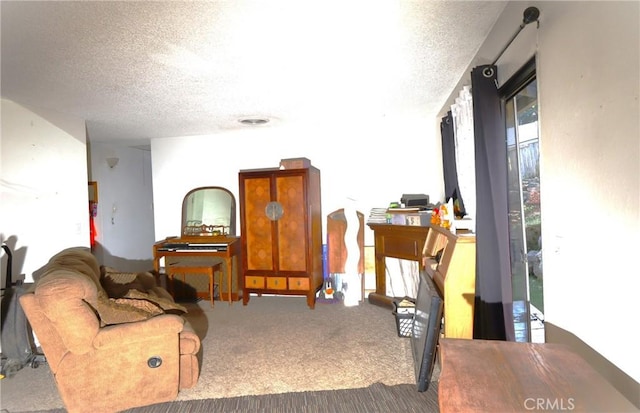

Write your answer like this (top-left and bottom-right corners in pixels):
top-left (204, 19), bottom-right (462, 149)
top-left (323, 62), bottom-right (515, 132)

top-left (1, 1), bottom-right (507, 145)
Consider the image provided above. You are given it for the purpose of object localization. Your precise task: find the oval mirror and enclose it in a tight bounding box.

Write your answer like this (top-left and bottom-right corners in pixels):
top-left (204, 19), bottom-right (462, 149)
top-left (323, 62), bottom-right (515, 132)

top-left (181, 186), bottom-right (236, 236)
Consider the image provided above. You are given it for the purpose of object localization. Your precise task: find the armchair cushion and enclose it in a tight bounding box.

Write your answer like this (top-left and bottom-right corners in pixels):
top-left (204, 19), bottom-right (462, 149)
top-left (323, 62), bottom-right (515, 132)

top-left (100, 267), bottom-right (157, 297)
top-left (121, 289), bottom-right (187, 314)
top-left (111, 296), bottom-right (164, 315)
top-left (96, 267), bottom-right (187, 326)
top-left (94, 290), bottom-right (161, 326)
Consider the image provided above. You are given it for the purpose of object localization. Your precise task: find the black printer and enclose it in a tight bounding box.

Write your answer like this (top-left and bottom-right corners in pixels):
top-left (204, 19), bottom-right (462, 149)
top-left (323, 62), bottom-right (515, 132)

top-left (400, 193), bottom-right (431, 209)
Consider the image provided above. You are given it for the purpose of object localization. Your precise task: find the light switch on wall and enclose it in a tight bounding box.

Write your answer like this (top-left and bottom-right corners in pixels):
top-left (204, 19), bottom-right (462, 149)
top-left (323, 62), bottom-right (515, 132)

top-left (112, 203), bottom-right (117, 225)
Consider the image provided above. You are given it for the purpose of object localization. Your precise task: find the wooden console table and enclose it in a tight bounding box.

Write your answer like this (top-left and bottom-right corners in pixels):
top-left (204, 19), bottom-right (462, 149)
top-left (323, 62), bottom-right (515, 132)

top-left (153, 236), bottom-right (241, 303)
top-left (367, 223), bottom-right (430, 308)
top-left (438, 338), bottom-right (637, 412)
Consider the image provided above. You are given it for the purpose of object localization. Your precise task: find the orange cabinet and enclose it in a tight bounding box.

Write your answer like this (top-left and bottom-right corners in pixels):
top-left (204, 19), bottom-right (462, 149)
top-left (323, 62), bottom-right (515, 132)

top-left (239, 166), bottom-right (323, 309)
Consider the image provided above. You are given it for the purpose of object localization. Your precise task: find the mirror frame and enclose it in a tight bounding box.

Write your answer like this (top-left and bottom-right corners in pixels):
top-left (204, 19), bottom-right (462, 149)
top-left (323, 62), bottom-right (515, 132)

top-left (181, 186), bottom-right (236, 237)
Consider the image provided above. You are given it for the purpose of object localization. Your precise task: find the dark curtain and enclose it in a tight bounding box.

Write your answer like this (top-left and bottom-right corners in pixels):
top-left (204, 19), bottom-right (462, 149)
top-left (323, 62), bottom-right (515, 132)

top-left (440, 112), bottom-right (466, 216)
top-left (471, 65), bottom-right (515, 341)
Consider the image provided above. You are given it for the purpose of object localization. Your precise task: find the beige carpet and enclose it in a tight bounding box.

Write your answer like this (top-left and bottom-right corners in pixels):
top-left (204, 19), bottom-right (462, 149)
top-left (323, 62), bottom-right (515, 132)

top-left (1, 295), bottom-right (428, 412)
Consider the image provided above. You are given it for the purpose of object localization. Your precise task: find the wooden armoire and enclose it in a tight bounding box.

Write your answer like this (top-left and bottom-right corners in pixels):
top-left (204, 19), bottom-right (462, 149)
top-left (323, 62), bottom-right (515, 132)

top-left (238, 166), bottom-right (323, 309)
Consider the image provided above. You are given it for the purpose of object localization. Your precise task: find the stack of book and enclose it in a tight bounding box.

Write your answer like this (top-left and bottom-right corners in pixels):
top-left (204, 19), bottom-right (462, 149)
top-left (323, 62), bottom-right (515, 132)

top-left (368, 207), bottom-right (433, 226)
top-left (367, 208), bottom-right (388, 224)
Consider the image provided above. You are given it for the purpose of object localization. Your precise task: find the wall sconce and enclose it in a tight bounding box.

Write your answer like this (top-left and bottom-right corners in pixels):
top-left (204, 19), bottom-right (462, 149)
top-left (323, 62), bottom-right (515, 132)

top-left (106, 157), bottom-right (119, 169)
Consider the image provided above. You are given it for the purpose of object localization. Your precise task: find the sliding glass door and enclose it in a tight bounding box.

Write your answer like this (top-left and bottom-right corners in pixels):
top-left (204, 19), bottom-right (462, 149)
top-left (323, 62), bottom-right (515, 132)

top-left (504, 73), bottom-right (544, 343)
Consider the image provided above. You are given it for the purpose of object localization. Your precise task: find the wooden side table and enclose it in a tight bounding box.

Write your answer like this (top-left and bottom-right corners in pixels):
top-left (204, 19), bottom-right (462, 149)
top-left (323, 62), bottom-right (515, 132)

top-left (438, 338), bottom-right (637, 412)
top-left (366, 223), bottom-right (430, 308)
top-left (153, 236), bottom-right (241, 303)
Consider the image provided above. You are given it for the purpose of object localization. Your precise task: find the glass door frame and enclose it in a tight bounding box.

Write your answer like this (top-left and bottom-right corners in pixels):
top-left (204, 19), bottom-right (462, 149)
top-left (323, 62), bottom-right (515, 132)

top-left (499, 57), bottom-right (543, 342)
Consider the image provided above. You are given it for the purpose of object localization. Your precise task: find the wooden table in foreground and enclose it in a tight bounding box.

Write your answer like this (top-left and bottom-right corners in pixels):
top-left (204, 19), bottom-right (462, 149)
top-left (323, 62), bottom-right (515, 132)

top-left (438, 338), bottom-right (637, 413)
top-left (366, 223), bottom-right (430, 308)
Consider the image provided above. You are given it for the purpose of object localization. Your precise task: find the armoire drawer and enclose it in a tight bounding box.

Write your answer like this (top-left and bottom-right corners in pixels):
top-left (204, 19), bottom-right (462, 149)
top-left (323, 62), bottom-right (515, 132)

top-left (245, 276), bottom-right (265, 289)
top-left (266, 277), bottom-right (287, 290)
top-left (289, 277), bottom-right (310, 291)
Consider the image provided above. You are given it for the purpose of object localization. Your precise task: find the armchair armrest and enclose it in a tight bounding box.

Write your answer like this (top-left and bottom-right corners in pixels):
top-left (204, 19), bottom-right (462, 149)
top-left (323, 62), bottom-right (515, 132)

top-left (93, 314), bottom-right (185, 349)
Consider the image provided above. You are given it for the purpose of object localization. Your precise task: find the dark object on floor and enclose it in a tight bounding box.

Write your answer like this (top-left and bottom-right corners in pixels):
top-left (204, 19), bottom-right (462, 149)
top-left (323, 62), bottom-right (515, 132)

top-left (411, 271), bottom-right (444, 392)
top-left (368, 292), bottom-right (395, 309)
top-left (1, 244), bottom-right (45, 377)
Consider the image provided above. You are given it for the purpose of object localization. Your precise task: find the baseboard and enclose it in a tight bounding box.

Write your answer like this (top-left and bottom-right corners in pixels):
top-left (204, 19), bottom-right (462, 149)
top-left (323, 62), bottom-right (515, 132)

top-left (545, 322), bottom-right (639, 409)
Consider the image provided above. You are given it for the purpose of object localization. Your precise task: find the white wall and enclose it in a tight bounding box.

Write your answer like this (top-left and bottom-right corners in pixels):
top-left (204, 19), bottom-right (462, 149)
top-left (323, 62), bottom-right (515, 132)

top-left (439, 1), bottom-right (640, 384)
top-left (537, 1), bottom-right (639, 383)
top-left (88, 142), bottom-right (156, 271)
top-left (0, 99), bottom-right (89, 281)
top-left (151, 115), bottom-right (442, 245)
top-left (0, 100), bottom-right (156, 277)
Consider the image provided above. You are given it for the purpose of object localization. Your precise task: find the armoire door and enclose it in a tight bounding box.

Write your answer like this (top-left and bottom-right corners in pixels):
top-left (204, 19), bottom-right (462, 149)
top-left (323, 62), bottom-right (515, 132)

top-left (243, 175), bottom-right (274, 272)
top-left (275, 173), bottom-right (307, 272)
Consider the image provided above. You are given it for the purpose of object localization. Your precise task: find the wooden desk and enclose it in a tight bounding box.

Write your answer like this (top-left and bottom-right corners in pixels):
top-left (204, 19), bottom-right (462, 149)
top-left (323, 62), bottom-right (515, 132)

top-left (153, 236), bottom-right (241, 303)
top-left (367, 223), bottom-right (430, 308)
top-left (438, 338), bottom-right (637, 413)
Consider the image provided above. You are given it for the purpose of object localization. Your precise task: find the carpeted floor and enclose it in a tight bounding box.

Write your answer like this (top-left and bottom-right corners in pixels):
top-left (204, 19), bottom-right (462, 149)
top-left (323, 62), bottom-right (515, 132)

top-left (36, 382), bottom-right (440, 413)
top-left (2, 295), bottom-right (440, 412)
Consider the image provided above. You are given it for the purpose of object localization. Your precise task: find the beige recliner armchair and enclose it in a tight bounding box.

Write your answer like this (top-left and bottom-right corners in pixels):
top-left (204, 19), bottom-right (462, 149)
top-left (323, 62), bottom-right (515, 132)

top-left (19, 247), bottom-right (200, 413)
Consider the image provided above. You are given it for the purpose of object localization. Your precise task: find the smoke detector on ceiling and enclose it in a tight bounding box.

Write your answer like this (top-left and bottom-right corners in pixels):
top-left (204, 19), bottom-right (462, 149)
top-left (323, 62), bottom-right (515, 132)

top-left (238, 117), bottom-right (270, 126)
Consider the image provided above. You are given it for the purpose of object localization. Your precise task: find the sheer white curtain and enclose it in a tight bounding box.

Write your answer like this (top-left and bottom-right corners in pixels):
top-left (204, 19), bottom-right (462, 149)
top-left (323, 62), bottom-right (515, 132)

top-left (451, 85), bottom-right (476, 220)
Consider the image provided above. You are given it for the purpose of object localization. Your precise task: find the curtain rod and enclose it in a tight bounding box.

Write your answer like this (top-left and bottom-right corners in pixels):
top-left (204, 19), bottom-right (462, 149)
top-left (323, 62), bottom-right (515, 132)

top-left (490, 7), bottom-right (540, 67)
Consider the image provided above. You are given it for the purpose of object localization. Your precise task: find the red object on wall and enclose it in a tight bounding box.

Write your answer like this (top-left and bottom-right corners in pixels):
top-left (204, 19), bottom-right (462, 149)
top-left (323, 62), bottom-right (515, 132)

top-left (89, 202), bottom-right (98, 247)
